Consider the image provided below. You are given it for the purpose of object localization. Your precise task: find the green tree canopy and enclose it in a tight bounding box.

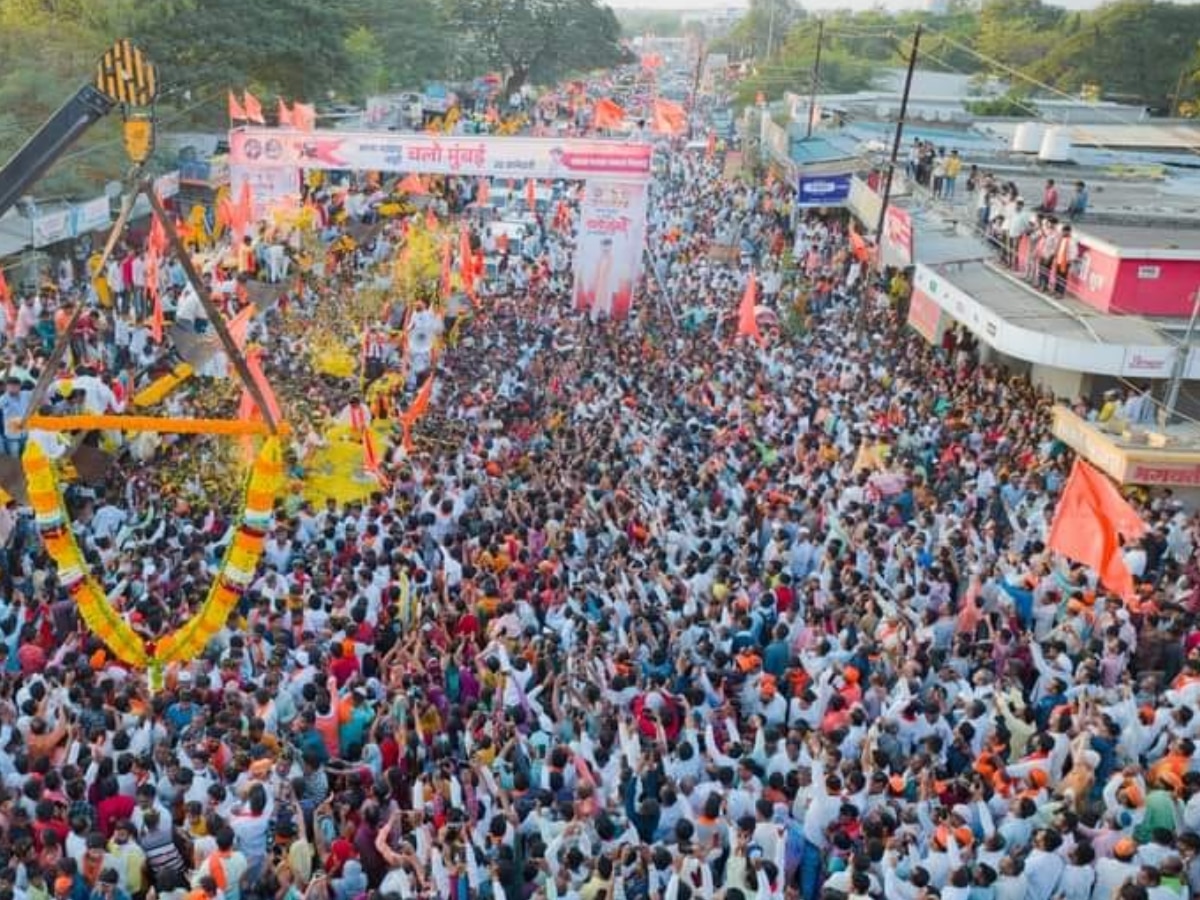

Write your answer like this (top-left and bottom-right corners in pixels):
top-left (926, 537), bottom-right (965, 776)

top-left (1028, 0), bottom-right (1200, 111)
top-left (447, 0), bottom-right (633, 98)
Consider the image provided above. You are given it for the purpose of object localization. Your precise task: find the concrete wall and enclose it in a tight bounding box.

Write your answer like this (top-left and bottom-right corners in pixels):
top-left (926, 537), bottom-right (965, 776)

top-left (1031, 363), bottom-right (1084, 401)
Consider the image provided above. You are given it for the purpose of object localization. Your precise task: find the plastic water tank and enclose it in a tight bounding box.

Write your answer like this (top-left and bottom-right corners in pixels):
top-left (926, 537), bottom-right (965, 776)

top-left (1011, 122), bottom-right (1045, 153)
top-left (1038, 126), bottom-right (1074, 163)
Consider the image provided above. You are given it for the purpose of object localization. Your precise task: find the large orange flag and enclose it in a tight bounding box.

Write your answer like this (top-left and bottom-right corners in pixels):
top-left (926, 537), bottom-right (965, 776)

top-left (1047, 459), bottom-right (1147, 598)
top-left (736, 271), bottom-right (765, 347)
top-left (243, 91), bottom-right (265, 125)
top-left (459, 225), bottom-right (475, 299)
top-left (400, 373), bottom-right (436, 452)
top-left (228, 91), bottom-right (247, 122)
top-left (277, 99), bottom-right (293, 127)
top-left (651, 99), bottom-right (687, 136)
top-left (292, 103), bottom-right (316, 131)
top-left (0, 268), bottom-right (15, 337)
top-left (592, 98), bottom-right (626, 130)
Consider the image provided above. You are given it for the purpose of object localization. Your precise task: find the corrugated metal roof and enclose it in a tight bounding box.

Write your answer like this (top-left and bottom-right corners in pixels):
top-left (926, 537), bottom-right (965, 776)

top-left (787, 135), bottom-right (858, 165)
top-left (1067, 124), bottom-right (1200, 150)
top-left (0, 211), bottom-right (30, 259)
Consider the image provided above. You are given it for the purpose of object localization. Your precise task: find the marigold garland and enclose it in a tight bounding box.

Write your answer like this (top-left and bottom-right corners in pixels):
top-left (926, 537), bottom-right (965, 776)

top-left (22, 437), bottom-right (284, 669)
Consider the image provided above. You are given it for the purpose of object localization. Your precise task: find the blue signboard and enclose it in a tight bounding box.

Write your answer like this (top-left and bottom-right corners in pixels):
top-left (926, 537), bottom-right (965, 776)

top-left (796, 173), bottom-right (852, 208)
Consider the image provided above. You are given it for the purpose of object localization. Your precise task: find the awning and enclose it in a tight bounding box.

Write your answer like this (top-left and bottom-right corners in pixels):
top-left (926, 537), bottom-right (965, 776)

top-left (911, 261), bottom-right (1194, 379)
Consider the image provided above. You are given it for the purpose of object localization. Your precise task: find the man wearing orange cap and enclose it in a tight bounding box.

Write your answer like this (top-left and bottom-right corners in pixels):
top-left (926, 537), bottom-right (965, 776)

top-left (1094, 838), bottom-right (1140, 900)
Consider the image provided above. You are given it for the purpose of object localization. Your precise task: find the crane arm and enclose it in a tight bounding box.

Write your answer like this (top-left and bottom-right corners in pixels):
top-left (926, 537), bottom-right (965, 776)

top-left (0, 39), bottom-right (157, 220)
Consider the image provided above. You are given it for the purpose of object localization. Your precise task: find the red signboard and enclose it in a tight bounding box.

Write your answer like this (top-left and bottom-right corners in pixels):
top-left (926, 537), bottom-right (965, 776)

top-left (907, 288), bottom-right (942, 342)
top-left (883, 206), bottom-right (913, 267)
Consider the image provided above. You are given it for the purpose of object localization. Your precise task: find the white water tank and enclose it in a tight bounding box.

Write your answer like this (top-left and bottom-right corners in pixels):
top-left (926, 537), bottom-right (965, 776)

top-left (1038, 126), bottom-right (1074, 163)
top-left (1011, 122), bottom-right (1045, 153)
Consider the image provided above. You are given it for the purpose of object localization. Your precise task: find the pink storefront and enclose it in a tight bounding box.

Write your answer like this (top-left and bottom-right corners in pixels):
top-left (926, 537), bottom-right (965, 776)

top-left (1061, 224), bottom-right (1200, 317)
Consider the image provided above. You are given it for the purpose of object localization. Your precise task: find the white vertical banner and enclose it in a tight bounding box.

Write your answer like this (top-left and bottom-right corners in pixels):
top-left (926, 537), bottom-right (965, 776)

top-left (229, 165), bottom-right (302, 219)
top-left (573, 180), bottom-right (648, 322)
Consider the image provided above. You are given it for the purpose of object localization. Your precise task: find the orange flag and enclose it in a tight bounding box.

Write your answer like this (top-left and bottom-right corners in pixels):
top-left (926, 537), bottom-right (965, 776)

top-left (706, 132), bottom-right (717, 160)
top-left (150, 292), bottom-right (163, 344)
top-left (592, 98), bottom-right (626, 130)
top-left (277, 99), bottom-right (293, 127)
top-left (243, 91), bottom-right (265, 125)
top-left (425, 207), bottom-right (438, 231)
top-left (736, 270), bottom-right (764, 347)
top-left (525, 179), bottom-right (537, 209)
top-left (651, 99), bottom-right (687, 136)
top-left (458, 226), bottom-right (475, 299)
top-left (440, 238), bottom-right (452, 300)
top-left (0, 268), bottom-right (14, 337)
top-left (477, 179), bottom-right (490, 206)
top-left (148, 213), bottom-right (168, 256)
top-left (292, 103), bottom-right (316, 131)
top-left (398, 173), bottom-right (426, 195)
top-left (1047, 459), bottom-right (1147, 599)
top-left (400, 372), bottom-right (436, 451)
top-left (226, 304), bottom-right (255, 351)
top-left (848, 227), bottom-right (871, 263)
top-left (361, 429), bottom-right (389, 486)
top-left (228, 91), bottom-right (247, 121)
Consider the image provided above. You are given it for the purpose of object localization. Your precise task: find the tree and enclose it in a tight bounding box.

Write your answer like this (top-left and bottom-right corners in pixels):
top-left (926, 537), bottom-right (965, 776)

top-left (130, 0), bottom-right (355, 105)
top-left (1029, 1), bottom-right (1200, 112)
top-left (343, 26), bottom-right (388, 98)
top-left (343, 0), bottom-right (453, 91)
top-left (712, 0), bottom-right (803, 62)
top-left (735, 22), bottom-right (873, 107)
top-left (0, 1), bottom-right (130, 196)
top-left (975, 0), bottom-right (1065, 70)
top-left (446, 0), bottom-right (633, 99)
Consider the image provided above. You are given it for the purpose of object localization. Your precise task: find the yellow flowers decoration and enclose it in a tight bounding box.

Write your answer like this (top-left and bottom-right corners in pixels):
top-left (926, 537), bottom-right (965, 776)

top-left (22, 437), bottom-right (284, 670)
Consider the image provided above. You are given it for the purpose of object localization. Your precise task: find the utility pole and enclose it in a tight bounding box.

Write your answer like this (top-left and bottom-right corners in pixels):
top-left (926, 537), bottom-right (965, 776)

top-left (689, 30), bottom-right (706, 125)
top-left (766, 0), bottom-right (777, 61)
top-left (1163, 287), bottom-right (1200, 424)
top-left (805, 19), bottom-right (824, 140)
top-left (874, 25), bottom-right (922, 244)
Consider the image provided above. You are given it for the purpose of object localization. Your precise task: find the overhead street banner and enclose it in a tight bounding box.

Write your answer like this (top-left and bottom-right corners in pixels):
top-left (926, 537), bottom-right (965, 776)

top-left (229, 128), bottom-right (654, 181)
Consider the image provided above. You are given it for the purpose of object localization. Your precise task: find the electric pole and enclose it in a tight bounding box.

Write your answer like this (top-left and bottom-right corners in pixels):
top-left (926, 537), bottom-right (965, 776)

top-left (874, 25), bottom-right (922, 244)
top-left (805, 19), bottom-right (824, 140)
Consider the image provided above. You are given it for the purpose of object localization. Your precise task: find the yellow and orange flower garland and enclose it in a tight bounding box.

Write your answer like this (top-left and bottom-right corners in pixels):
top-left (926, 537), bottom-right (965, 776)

top-left (23, 437), bottom-right (284, 671)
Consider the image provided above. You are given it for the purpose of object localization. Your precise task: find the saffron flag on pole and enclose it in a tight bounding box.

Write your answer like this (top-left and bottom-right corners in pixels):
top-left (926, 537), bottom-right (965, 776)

top-left (400, 373), bottom-right (435, 452)
top-left (736, 270), bottom-right (765, 347)
top-left (1047, 459), bottom-right (1147, 598)
top-left (277, 99), bottom-right (293, 127)
top-left (525, 179), bottom-right (537, 209)
top-left (292, 103), bottom-right (316, 131)
top-left (0, 268), bottom-right (15, 337)
top-left (476, 178), bottom-right (490, 206)
top-left (651, 99), bottom-right (687, 136)
top-left (228, 91), bottom-right (247, 122)
top-left (459, 225), bottom-right (475, 300)
top-left (592, 98), bottom-right (626, 130)
top-left (243, 91), bottom-right (265, 125)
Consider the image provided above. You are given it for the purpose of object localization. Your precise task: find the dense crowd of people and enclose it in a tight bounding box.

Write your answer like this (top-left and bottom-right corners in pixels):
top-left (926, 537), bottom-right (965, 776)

top-left (0, 92), bottom-right (1195, 900)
